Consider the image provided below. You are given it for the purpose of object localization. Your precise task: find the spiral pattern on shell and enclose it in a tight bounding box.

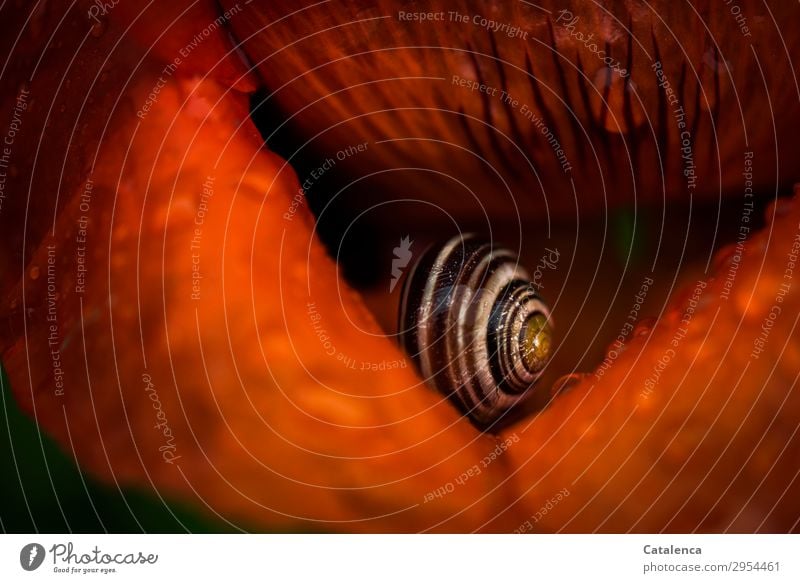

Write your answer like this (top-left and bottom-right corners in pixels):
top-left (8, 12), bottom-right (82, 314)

top-left (399, 235), bottom-right (553, 425)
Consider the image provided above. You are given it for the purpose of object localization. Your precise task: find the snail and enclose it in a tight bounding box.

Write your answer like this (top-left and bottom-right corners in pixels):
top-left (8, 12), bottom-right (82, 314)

top-left (398, 234), bottom-right (554, 425)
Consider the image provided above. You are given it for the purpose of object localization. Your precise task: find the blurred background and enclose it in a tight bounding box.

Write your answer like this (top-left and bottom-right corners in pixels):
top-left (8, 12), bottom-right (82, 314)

top-left (0, 365), bottom-right (233, 533)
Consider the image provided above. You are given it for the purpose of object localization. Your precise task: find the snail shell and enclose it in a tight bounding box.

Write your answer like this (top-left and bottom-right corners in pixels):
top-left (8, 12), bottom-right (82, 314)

top-left (399, 235), bottom-right (553, 424)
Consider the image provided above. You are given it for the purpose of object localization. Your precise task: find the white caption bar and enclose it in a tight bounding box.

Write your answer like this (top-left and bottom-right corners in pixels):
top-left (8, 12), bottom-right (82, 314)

top-left (1, 534), bottom-right (797, 582)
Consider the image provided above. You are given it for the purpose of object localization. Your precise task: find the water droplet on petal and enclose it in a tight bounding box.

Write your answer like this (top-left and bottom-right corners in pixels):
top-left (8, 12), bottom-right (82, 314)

top-left (29, 266), bottom-right (40, 280)
top-left (90, 18), bottom-right (107, 38)
top-left (633, 316), bottom-right (657, 338)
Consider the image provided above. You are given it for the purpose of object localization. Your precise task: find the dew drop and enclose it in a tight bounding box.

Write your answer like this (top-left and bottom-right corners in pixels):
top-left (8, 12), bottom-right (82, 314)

top-left (550, 373), bottom-right (588, 397)
top-left (90, 18), bottom-right (107, 38)
top-left (633, 316), bottom-right (657, 338)
top-left (29, 266), bottom-right (40, 280)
